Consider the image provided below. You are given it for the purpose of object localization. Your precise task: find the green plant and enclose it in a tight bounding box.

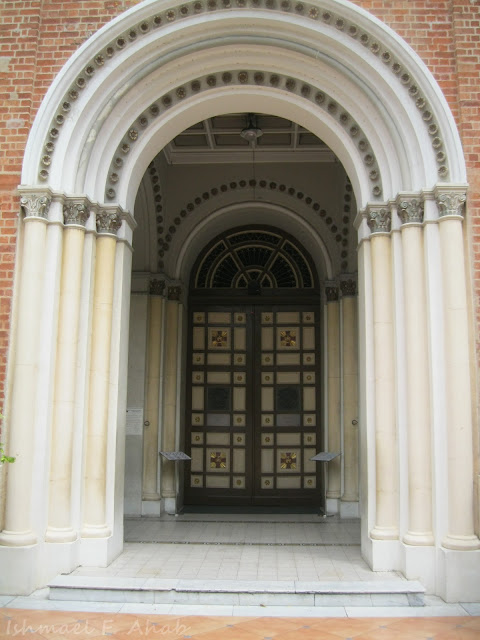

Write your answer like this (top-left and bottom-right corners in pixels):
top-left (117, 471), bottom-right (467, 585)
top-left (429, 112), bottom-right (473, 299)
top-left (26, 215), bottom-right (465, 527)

top-left (0, 443), bottom-right (15, 464)
top-left (0, 411), bottom-right (15, 464)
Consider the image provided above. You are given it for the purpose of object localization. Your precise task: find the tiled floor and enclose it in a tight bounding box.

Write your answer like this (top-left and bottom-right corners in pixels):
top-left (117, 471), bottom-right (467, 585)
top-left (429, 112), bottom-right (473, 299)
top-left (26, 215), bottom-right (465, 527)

top-left (1, 608), bottom-right (480, 639)
top-left (2, 516), bottom-right (479, 637)
top-left (72, 515), bottom-right (395, 583)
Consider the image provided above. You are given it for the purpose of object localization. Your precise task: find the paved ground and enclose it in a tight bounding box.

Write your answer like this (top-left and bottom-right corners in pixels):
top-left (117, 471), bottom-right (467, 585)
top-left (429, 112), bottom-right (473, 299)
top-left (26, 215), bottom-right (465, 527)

top-left (1, 607), bottom-right (480, 639)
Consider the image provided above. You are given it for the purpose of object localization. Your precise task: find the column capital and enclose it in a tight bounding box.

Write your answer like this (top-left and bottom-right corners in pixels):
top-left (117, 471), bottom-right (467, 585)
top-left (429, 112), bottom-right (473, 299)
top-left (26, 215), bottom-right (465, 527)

top-left (19, 192), bottom-right (52, 220)
top-left (434, 185), bottom-right (467, 219)
top-left (340, 275), bottom-right (357, 297)
top-left (96, 208), bottom-right (122, 236)
top-left (324, 281), bottom-right (339, 302)
top-left (167, 284), bottom-right (182, 301)
top-left (150, 278), bottom-right (166, 296)
top-left (397, 195), bottom-right (424, 225)
top-left (63, 198), bottom-right (92, 227)
top-left (366, 205), bottom-right (391, 234)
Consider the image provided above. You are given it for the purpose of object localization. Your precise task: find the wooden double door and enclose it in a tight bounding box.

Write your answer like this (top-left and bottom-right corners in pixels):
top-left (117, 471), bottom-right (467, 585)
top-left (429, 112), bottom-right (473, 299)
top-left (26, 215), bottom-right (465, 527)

top-left (184, 305), bottom-right (322, 506)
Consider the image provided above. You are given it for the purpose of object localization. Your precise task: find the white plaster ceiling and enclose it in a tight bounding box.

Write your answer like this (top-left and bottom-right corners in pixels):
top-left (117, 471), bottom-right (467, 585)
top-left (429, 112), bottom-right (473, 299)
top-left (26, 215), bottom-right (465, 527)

top-left (163, 114), bottom-right (336, 165)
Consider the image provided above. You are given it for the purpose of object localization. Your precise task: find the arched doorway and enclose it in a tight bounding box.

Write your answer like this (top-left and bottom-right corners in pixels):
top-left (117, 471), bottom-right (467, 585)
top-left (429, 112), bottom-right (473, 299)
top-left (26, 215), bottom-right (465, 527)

top-left (1, 0), bottom-right (478, 602)
top-left (185, 226), bottom-right (322, 507)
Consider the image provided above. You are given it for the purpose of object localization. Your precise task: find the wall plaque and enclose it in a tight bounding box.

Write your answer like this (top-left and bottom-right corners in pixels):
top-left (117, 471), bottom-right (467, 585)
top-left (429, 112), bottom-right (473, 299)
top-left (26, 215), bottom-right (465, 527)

top-left (126, 408), bottom-right (143, 436)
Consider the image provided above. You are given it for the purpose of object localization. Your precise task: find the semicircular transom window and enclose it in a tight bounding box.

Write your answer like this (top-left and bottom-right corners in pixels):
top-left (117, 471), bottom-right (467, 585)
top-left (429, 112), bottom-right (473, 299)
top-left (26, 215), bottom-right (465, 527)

top-left (193, 228), bottom-right (315, 290)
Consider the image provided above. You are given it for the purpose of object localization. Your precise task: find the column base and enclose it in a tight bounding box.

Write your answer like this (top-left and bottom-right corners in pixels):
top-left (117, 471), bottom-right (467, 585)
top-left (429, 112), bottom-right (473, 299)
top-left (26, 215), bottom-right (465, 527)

top-left (437, 547), bottom-right (480, 602)
top-left (142, 500), bottom-right (162, 516)
top-left (45, 527), bottom-right (77, 543)
top-left (340, 500), bottom-right (359, 518)
top-left (0, 544), bottom-right (40, 595)
top-left (370, 525), bottom-right (399, 541)
top-left (369, 537), bottom-right (401, 571)
top-left (326, 498), bottom-right (339, 514)
top-left (81, 524), bottom-right (111, 539)
top-left (442, 533), bottom-right (480, 550)
top-left (403, 531), bottom-right (435, 546)
top-left (401, 542), bottom-right (435, 593)
top-left (0, 529), bottom-right (37, 547)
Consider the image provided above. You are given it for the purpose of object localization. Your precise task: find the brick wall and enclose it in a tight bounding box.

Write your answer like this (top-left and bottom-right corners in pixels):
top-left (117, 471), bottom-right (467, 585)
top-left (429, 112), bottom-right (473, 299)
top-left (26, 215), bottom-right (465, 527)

top-left (0, 0), bottom-right (479, 428)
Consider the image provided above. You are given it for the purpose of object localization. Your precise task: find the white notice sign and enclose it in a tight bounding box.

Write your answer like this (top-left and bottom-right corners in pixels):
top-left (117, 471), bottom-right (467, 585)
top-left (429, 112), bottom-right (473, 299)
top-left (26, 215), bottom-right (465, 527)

top-left (126, 408), bottom-right (143, 436)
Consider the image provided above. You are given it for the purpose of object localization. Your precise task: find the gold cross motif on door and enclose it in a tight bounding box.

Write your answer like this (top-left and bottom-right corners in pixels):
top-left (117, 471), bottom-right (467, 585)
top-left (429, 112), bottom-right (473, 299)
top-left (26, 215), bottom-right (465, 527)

top-left (210, 451), bottom-right (227, 469)
top-left (281, 452), bottom-right (297, 469)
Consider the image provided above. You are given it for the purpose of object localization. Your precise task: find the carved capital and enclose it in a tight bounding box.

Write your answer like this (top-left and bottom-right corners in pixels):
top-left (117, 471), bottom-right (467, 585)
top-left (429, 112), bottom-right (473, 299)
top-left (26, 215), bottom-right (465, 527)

top-left (167, 285), bottom-right (182, 301)
top-left (398, 198), bottom-right (424, 225)
top-left (63, 200), bottom-right (90, 226)
top-left (20, 193), bottom-right (51, 219)
top-left (150, 278), bottom-right (166, 296)
top-left (325, 283), bottom-right (339, 302)
top-left (436, 191), bottom-right (466, 218)
top-left (340, 278), bottom-right (357, 297)
top-left (367, 208), bottom-right (391, 233)
top-left (96, 210), bottom-right (122, 235)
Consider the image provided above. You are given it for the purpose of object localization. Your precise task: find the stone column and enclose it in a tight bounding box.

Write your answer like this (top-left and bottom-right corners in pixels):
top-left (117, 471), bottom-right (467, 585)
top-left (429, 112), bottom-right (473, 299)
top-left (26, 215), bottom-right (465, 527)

top-left (340, 276), bottom-right (359, 506)
top-left (81, 209), bottom-right (122, 539)
top-left (367, 207), bottom-right (399, 541)
top-left (161, 285), bottom-right (181, 511)
top-left (398, 196), bottom-right (434, 546)
top-left (436, 187), bottom-right (480, 550)
top-left (0, 193), bottom-right (50, 547)
top-left (46, 199), bottom-right (90, 543)
top-left (325, 283), bottom-right (341, 501)
top-left (142, 278), bottom-right (165, 503)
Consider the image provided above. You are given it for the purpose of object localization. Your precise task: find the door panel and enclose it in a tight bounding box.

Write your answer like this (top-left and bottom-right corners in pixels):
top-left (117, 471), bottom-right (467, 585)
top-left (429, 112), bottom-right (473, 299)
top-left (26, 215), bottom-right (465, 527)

top-left (185, 305), bottom-right (321, 506)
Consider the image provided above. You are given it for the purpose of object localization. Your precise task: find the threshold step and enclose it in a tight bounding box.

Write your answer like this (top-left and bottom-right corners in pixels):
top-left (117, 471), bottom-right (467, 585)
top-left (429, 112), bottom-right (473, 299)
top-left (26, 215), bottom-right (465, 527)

top-left (49, 575), bottom-right (425, 607)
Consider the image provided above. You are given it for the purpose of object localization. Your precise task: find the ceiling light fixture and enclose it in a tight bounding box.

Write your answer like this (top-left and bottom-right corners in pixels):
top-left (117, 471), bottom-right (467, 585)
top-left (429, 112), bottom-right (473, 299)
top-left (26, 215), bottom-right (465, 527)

top-left (240, 113), bottom-right (263, 143)
top-left (240, 114), bottom-right (262, 202)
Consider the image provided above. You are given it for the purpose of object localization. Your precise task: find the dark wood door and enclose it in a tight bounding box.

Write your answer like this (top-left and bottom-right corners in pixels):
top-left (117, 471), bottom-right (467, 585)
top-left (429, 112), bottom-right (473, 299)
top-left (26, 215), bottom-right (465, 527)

top-left (184, 305), bottom-right (322, 506)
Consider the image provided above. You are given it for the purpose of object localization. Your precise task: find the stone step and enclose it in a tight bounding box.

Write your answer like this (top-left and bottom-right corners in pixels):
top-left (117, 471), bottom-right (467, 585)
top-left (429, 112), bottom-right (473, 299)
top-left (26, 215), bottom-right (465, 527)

top-left (49, 575), bottom-right (425, 607)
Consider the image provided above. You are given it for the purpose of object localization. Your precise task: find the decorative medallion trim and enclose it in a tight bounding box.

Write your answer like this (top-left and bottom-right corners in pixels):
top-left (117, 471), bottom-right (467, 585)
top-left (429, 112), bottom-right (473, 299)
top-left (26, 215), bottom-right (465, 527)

top-left (325, 281), bottom-right (339, 302)
top-left (96, 209), bottom-right (122, 235)
top-left (397, 197), bottom-right (424, 225)
top-left (340, 276), bottom-right (357, 297)
top-left (104, 69), bottom-right (381, 202)
top-left (434, 188), bottom-right (466, 219)
top-left (149, 278), bottom-right (166, 296)
top-left (155, 177), bottom-right (353, 272)
top-left (20, 193), bottom-right (52, 220)
top-left (366, 207), bottom-right (391, 234)
top-left (38, 4), bottom-right (449, 185)
top-left (63, 199), bottom-right (90, 226)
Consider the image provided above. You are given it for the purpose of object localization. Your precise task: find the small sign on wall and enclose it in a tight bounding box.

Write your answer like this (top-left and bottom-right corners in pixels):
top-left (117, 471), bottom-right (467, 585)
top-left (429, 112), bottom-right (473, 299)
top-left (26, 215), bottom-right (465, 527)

top-left (126, 408), bottom-right (144, 436)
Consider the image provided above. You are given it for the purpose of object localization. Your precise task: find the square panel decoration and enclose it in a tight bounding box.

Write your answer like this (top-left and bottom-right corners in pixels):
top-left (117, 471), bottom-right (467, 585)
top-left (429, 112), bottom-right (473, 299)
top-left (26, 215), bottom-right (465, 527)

top-left (208, 449), bottom-right (230, 471)
top-left (276, 385), bottom-right (301, 411)
top-left (207, 386), bottom-right (231, 411)
top-left (277, 449), bottom-right (301, 472)
top-left (209, 328), bottom-right (230, 349)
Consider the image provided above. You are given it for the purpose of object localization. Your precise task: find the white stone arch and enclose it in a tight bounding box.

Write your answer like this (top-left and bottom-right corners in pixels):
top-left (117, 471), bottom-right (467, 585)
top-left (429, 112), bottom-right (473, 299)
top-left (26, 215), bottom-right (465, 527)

top-left (174, 201), bottom-right (335, 284)
top-left (3, 0), bottom-right (478, 602)
top-left (21, 0), bottom-right (466, 210)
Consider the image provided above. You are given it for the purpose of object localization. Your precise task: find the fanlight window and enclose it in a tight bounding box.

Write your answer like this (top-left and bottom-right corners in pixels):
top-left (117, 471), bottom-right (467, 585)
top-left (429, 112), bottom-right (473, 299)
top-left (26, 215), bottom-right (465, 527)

top-left (193, 229), bottom-right (314, 289)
